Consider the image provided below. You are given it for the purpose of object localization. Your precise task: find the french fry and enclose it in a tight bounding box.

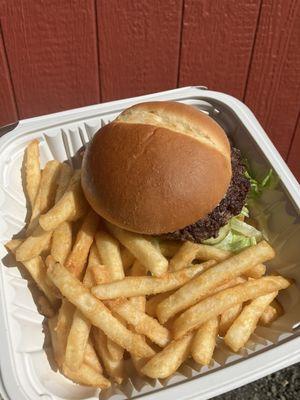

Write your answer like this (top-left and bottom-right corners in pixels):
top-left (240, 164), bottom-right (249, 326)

top-left (191, 317), bottom-right (219, 365)
top-left (5, 238), bottom-right (22, 253)
top-left (173, 276), bottom-right (290, 339)
top-left (16, 225), bottom-right (52, 261)
top-left (90, 241), bottom-right (124, 361)
top-left (65, 210), bottom-right (99, 278)
top-left (106, 222), bottom-right (168, 276)
top-left (48, 316), bottom-right (63, 367)
top-left (90, 259), bottom-right (125, 361)
top-left (210, 277), bottom-right (246, 296)
top-left (146, 291), bottom-right (175, 318)
top-left (224, 291), bottom-right (279, 352)
top-left (50, 315), bottom-right (110, 388)
top-left (159, 240), bottom-right (181, 258)
top-left (244, 263), bottom-right (266, 279)
top-left (169, 241), bottom-right (203, 271)
top-left (54, 220), bottom-right (92, 370)
top-left (95, 232), bottom-right (125, 359)
top-left (85, 243), bottom-right (110, 286)
top-left (39, 170), bottom-right (88, 231)
top-left (105, 338), bottom-right (124, 363)
top-left (64, 309), bottom-right (91, 371)
top-left (195, 244), bottom-right (266, 279)
top-left (49, 166), bottom-right (73, 265)
top-left (219, 303), bottom-right (243, 337)
top-left (62, 363), bottom-right (110, 389)
top-left (95, 230), bottom-right (124, 281)
top-left (107, 298), bottom-right (171, 347)
top-left (64, 243), bottom-right (105, 371)
top-left (83, 338), bottom-right (103, 373)
top-left (46, 258), bottom-right (155, 358)
top-left (24, 140), bottom-right (41, 210)
top-left (29, 160), bottom-right (61, 230)
top-left (91, 264), bottom-right (112, 285)
top-left (141, 333), bottom-right (194, 379)
top-left (195, 244), bottom-right (231, 262)
top-left (130, 259), bottom-right (146, 275)
top-left (92, 260), bottom-right (215, 299)
top-left (55, 163), bottom-right (73, 202)
top-left (55, 300), bottom-right (75, 359)
top-left (36, 294), bottom-right (55, 318)
top-left (92, 327), bottom-right (124, 384)
top-left (51, 221), bottom-right (73, 265)
top-left (120, 247), bottom-right (135, 271)
top-left (259, 299), bottom-right (284, 326)
top-left (6, 240), bottom-right (58, 305)
top-left (128, 260), bottom-right (147, 310)
top-left (157, 241), bottom-right (275, 324)
top-left (128, 261), bottom-right (149, 373)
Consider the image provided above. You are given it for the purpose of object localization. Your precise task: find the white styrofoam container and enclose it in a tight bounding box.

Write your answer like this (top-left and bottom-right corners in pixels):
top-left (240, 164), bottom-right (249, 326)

top-left (0, 87), bottom-right (299, 400)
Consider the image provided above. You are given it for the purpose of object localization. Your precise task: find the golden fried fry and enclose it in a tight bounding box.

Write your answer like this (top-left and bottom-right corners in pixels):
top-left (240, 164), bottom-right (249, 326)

top-left (65, 210), bottom-right (99, 278)
top-left (95, 230), bottom-right (124, 281)
top-left (219, 304), bottom-right (243, 337)
top-left (191, 317), bottom-right (219, 365)
top-left (173, 276), bottom-right (289, 339)
top-left (169, 241), bottom-right (203, 271)
top-left (39, 170), bottom-right (88, 231)
top-left (106, 222), bottom-right (168, 276)
top-left (47, 258), bottom-right (155, 358)
top-left (92, 260), bottom-right (215, 299)
top-left (224, 291), bottom-right (278, 352)
top-left (157, 241), bottom-right (275, 324)
top-left (141, 333), bottom-right (193, 379)
top-left (24, 140), bottom-right (41, 210)
top-left (55, 163), bottom-right (73, 202)
top-left (51, 221), bottom-right (73, 265)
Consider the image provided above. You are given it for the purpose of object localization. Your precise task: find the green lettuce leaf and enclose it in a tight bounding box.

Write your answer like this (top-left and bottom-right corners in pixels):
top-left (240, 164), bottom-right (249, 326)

top-left (244, 168), bottom-right (277, 200)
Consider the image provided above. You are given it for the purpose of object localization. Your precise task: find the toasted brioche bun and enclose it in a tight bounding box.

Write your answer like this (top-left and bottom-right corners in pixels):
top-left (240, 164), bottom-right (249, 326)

top-left (81, 101), bottom-right (232, 234)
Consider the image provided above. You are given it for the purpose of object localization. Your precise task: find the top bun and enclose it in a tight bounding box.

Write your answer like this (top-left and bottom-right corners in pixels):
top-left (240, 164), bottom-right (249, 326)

top-left (81, 101), bottom-right (232, 234)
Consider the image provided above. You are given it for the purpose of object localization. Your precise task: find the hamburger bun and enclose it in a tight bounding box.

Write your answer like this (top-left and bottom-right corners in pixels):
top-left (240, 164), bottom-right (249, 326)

top-left (81, 101), bottom-right (232, 234)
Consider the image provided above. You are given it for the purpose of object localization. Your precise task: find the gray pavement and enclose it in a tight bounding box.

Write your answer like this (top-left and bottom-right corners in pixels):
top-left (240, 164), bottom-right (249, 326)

top-left (214, 364), bottom-right (300, 399)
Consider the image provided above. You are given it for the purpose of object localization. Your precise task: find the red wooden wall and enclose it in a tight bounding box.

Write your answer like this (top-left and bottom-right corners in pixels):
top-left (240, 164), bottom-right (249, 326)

top-left (0, 0), bottom-right (299, 180)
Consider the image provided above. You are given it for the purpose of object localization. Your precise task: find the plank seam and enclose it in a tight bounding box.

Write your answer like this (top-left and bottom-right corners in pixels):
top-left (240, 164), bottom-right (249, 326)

top-left (242, 0), bottom-right (263, 102)
top-left (286, 110), bottom-right (300, 162)
top-left (94, 0), bottom-right (102, 102)
top-left (176, 0), bottom-right (185, 87)
top-left (264, 0), bottom-right (299, 128)
top-left (0, 21), bottom-right (19, 119)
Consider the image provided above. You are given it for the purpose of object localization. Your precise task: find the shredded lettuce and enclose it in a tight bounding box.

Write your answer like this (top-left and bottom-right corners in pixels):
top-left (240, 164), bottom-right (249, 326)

top-left (216, 231), bottom-right (256, 252)
top-left (230, 218), bottom-right (262, 239)
top-left (245, 168), bottom-right (277, 200)
top-left (200, 166), bottom-right (277, 253)
top-left (212, 216), bottom-right (260, 252)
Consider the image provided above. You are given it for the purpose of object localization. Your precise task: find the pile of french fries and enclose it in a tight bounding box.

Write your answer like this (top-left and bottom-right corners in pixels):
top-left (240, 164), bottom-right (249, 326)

top-left (5, 140), bottom-right (290, 389)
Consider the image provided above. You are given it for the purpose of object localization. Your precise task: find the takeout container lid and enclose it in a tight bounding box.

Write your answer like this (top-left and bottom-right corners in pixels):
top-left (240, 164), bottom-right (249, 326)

top-left (0, 86), bottom-right (299, 400)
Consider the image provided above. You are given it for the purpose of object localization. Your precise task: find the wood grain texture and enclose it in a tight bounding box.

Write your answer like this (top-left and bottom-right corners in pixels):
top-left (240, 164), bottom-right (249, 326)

top-left (0, 24), bottom-right (17, 126)
top-left (245, 0), bottom-right (300, 159)
top-left (97, 0), bottom-right (182, 101)
top-left (178, 0), bottom-right (261, 99)
top-left (0, 0), bottom-right (99, 119)
top-left (287, 113), bottom-right (300, 182)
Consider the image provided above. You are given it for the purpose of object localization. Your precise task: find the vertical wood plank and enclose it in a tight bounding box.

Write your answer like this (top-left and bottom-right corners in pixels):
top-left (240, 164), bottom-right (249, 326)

top-left (1, 0), bottom-right (99, 119)
top-left (179, 0), bottom-right (261, 99)
top-left (0, 24), bottom-right (17, 126)
top-left (97, 0), bottom-right (183, 102)
top-left (287, 114), bottom-right (300, 182)
top-left (245, 0), bottom-right (300, 159)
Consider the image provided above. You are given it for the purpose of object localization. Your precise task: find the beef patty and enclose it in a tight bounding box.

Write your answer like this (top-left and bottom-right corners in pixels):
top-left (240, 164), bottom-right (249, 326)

top-left (163, 147), bottom-right (250, 243)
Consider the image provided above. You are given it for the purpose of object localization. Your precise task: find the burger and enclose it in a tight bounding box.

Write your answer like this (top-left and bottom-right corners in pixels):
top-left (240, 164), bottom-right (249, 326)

top-left (81, 101), bottom-right (250, 243)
